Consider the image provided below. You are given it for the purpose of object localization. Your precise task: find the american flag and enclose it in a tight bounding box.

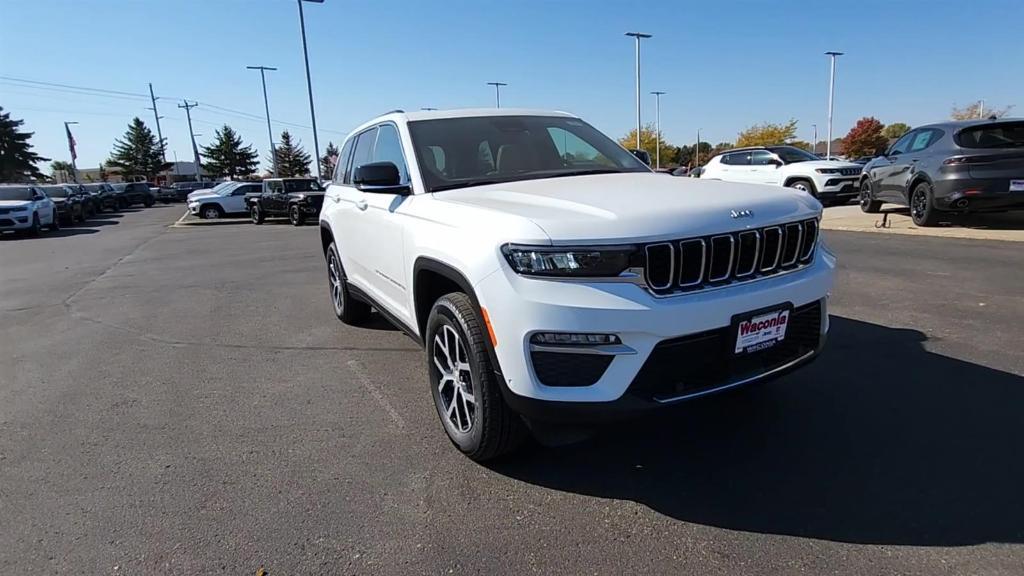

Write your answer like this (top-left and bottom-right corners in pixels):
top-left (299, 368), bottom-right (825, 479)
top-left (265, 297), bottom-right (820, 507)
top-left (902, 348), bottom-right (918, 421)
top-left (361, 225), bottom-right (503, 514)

top-left (66, 124), bottom-right (77, 160)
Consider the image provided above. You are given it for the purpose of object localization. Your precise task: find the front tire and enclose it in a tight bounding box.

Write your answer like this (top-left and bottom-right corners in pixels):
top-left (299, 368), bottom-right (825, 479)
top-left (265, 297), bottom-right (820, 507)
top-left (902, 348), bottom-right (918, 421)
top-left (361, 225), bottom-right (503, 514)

top-left (426, 292), bottom-right (526, 461)
top-left (144, 197), bottom-right (155, 208)
top-left (859, 179), bottom-right (882, 213)
top-left (326, 242), bottom-right (370, 325)
top-left (289, 205), bottom-right (305, 226)
top-left (200, 205), bottom-right (223, 220)
top-left (787, 178), bottom-right (816, 197)
top-left (910, 182), bottom-right (940, 227)
top-left (49, 208), bottom-right (61, 231)
top-left (27, 213), bottom-right (42, 236)
top-left (251, 205), bottom-right (264, 224)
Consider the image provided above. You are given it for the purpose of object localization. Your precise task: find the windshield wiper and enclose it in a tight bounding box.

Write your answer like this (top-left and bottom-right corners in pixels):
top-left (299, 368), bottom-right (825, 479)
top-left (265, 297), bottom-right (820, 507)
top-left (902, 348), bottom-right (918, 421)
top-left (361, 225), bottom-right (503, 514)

top-left (431, 180), bottom-right (505, 192)
top-left (533, 169), bottom-right (625, 180)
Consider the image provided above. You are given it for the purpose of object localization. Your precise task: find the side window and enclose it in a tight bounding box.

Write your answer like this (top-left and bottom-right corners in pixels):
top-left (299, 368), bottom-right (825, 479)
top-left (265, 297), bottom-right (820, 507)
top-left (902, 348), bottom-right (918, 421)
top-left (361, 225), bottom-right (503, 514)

top-left (546, 127), bottom-right (614, 167)
top-left (889, 131), bottom-right (916, 155)
top-left (723, 152), bottom-right (751, 166)
top-left (336, 138), bottom-right (354, 184)
top-left (350, 127), bottom-right (378, 174)
top-left (268, 181), bottom-right (283, 193)
top-left (372, 124), bottom-right (409, 183)
top-left (750, 150), bottom-right (776, 165)
top-left (908, 129), bottom-right (943, 153)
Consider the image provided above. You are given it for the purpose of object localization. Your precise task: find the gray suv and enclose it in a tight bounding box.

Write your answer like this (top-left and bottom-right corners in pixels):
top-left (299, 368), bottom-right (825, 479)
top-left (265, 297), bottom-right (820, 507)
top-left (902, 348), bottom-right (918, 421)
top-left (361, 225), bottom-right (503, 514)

top-left (859, 118), bottom-right (1024, 226)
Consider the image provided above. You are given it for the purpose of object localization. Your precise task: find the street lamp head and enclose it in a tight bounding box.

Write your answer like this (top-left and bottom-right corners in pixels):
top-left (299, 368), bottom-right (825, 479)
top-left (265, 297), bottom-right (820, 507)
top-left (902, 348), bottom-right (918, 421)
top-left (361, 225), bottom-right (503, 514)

top-left (825, 51), bottom-right (844, 56)
top-left (651, 91), bottom-right (666, 96)
top-left (247, 65), bottom-right (278, 71)
top-left (486, 82), bottom-right (508, 87)
top-left (625, 32), bottom-right (652, 39)
top-left (300, 0), bottom-right (325, 3)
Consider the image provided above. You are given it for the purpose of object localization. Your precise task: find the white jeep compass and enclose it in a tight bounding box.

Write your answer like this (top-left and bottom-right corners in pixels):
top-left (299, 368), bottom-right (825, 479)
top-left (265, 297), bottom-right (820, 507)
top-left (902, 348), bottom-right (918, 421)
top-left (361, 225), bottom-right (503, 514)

top-left (319, 109), bottom-right (835, 461)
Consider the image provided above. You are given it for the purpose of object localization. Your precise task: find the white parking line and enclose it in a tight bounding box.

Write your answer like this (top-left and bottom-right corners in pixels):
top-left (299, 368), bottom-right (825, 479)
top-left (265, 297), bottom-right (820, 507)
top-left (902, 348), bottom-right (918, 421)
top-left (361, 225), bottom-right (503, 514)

top-left (170, 211), bottom-right (191, 228)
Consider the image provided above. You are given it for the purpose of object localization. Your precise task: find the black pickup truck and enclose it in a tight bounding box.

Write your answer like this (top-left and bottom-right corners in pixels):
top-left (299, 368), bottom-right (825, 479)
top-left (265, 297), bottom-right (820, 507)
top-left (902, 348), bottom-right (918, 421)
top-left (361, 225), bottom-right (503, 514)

top-left (247, 178), bottom-right (325, 226)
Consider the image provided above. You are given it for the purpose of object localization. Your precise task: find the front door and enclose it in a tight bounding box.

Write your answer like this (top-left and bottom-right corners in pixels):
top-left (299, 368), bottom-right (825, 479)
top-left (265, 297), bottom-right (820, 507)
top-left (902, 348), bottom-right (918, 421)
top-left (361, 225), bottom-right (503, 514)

top-left (749, 150), bottom-right (783, 185)
top-left (877, 131), bottom-right (917, 202)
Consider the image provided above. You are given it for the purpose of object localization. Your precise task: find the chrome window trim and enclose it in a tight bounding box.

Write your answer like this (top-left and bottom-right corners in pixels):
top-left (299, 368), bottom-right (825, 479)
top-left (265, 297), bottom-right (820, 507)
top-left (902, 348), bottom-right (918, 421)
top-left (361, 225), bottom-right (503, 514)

top-left (735, 230), bottom-right (760, 277)
top-left (678, 238), bottom-right (706, 287)
top-left (644, 242), bottom-right (675, 290)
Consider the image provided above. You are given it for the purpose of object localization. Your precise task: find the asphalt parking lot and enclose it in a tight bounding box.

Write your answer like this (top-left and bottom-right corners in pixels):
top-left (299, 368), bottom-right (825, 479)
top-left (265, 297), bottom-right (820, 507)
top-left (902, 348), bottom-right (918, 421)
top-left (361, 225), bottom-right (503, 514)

top-left (1, 206), bottom-right (1022, 575)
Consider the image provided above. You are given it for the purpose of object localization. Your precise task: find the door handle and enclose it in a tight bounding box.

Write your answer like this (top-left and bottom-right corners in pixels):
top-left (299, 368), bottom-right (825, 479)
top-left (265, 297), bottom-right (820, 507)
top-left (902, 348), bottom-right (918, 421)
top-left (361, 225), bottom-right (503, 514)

top-left (331, 196), bottom-right (341, 203)
top-left (355, 199), bottom-right (368, 211)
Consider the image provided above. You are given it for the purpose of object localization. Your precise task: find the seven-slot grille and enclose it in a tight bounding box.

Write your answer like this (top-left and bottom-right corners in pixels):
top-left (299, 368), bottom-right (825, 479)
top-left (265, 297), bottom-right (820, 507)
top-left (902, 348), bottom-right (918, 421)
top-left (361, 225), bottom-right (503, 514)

top-left (838, 167), bottom-right (860, 176)
top-left (643, 219), bottom-right (818, 295)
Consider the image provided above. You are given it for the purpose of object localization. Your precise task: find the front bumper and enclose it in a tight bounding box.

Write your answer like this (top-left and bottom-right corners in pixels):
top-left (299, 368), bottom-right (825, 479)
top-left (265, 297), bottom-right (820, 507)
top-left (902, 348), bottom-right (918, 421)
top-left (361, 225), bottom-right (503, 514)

top-left (817, 176), bottom-right (859, 200)
top-left (187, 202), bottom-right (201, 215)
top-left (0, 213), bottom-right (32, 229)
top-left (475, 248), bottom-right (835, 417)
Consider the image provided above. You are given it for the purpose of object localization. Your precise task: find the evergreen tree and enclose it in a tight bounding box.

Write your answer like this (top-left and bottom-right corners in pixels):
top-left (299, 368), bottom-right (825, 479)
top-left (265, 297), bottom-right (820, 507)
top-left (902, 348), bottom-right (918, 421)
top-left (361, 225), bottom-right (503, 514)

top-left (270, 130), bottom-right (312, 177)
top-left (106, 117), bottom-right (170, 180)
top-left (320, 141), bottom-right (339, 180)
top-left (200, 125), bottom-right (259, 180)
top-left (0, 106), bottom-right (49, 182)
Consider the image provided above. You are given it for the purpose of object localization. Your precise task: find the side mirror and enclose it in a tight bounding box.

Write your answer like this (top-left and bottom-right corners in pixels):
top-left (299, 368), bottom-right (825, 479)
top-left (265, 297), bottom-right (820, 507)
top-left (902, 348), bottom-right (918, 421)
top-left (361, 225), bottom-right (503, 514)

top-left (629, 149), bottom-right (651, 166)
top-left (354, 162), bottom-right (410, 194)
top-left (770, 159), bottom-right (783, 167)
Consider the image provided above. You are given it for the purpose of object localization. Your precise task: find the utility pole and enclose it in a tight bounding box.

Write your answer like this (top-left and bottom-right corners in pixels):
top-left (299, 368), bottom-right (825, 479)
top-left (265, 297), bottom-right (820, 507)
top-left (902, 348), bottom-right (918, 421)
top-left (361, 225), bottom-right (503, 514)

top-left (650, 91), bottom-right (665, 169)
top-left (64, 121), bottom-right (79, 183)
top-left (812, 123), bottom-right (818, 154)
top-left (486, 82), bottom-right (507, 108)
top-left (178, 100), bottom-right (202, 182)
top-left (147, 83), bottom-right (166, 163)
top-left (625, 32), bottom-right (652, 150)
top-left (695, 128), bottom-right (701, 168)
top-left (297, 0), bottom-right (324, 179)
top-left (979, 99), bottom-right (985, 118)
top-left (825, 51), bottom-right (843, 159)
top-left (247, 65), bottom-right (279, 176)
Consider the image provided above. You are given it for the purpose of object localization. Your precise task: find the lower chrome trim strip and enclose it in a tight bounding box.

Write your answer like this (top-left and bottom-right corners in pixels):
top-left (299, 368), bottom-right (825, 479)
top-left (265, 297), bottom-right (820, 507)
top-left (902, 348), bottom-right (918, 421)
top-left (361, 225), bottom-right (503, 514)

top-left (652, 350), bottom-right (817, 404)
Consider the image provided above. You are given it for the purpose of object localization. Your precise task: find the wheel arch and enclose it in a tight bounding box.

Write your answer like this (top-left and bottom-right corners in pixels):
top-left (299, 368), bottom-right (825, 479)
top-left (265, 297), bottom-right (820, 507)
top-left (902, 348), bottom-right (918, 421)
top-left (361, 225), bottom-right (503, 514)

top-left (783, 175), bottom-right (818, 193)
top-left (319, 222), bottom-right (334, 258)
top-left (198, 202), bottom-right (223, 215)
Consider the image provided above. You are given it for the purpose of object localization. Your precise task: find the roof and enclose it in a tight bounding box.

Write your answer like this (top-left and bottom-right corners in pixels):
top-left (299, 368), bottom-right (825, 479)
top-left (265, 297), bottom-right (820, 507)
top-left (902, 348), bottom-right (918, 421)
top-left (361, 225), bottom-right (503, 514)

top-left (347, 108), bottom-right (578, 136)
top-left (915, 117), bottom-right (1023, 130)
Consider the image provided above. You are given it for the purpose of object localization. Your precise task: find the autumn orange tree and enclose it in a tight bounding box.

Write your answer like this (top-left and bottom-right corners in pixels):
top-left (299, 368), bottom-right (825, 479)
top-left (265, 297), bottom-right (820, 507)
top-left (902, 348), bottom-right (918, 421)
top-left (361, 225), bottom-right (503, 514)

top-left (842, 117), bottom-right (888, 158)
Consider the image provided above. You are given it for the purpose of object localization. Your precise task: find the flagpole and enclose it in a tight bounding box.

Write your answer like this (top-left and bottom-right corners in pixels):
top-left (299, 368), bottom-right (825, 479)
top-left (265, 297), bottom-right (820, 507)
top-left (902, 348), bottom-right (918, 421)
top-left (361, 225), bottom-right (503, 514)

top-left (64, 121), bottom-right (79, 184)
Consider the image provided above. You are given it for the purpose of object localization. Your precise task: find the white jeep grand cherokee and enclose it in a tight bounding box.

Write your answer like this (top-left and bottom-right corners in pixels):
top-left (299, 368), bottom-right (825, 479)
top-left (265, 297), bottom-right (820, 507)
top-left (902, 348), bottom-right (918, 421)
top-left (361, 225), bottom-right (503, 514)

top-left (319, 109), bottom-right (835, 461)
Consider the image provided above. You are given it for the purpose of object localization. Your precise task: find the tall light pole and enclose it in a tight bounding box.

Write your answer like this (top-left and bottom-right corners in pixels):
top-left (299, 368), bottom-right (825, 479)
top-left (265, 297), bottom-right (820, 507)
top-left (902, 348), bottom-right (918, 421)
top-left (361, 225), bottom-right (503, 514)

top-left (178, 100), bottom-right (202, 182)
top-left (147, 83), bottom-right (166, 164)
top-left (625, 32), bottom-right (652, 149)
top-left (695, 128), bottom-right (701, 168)
top-left (64, 121), bottom-right (79, 183)
top-left (248, 65), bottom-right (279, 176)
top-left (811, 123), bottom-right (818, 154)
top-left (486, 82), bottom-right (507, 108)
top-left (650, 91), bottom-right (665, 169)
top-left (825, 51), bottom-right (843, 158)
top-left (297, 0), bottom-right (324, 179)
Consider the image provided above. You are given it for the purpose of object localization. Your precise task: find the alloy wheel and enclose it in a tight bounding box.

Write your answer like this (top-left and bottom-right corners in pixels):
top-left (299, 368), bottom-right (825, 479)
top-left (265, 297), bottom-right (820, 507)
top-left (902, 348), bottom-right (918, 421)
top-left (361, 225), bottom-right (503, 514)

top-left (203, 207), bottom-right (220, 219)
top-left (432, 324), bottom-right (476, 434)
top-left (911, 188), bottom-right (927, 220)
top-left (328, 251), bottom-right (344, 313)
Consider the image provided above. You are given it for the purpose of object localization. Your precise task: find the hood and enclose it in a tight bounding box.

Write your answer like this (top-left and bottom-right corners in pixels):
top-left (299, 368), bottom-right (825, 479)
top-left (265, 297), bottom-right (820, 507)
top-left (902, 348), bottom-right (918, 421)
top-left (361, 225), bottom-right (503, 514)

top-left (432, 172), bottom-right (821, 244)
top-left (187, 191), bottom-right (218, 201)
top-left (0, 200), bottom-right (32, 208)
top-left (794, 160), bottom-right (862, 171)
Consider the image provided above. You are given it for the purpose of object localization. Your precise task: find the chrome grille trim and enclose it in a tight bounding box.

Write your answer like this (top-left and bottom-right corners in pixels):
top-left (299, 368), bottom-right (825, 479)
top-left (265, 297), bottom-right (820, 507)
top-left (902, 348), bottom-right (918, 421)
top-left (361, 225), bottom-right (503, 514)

top-left (707, 235), bottom-right (735, 282)
top-left (678, 239), bottom-right (706, 287)
top-left (760, 226), bottom-right (782, 272)
top-left (799, 220), bottom-right (818, 262)
top-left (644, 242), bottom-right (675, 290)
top-left (781, 223), bottom-right (803, 267)
top-left (735, 230), bottom-right (760, 277)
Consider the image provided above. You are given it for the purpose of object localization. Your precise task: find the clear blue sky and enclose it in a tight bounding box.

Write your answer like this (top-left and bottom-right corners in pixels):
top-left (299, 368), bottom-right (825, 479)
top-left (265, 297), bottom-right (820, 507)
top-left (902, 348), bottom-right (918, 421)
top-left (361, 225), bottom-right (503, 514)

top-left (2, 0), bottom-right (1021, 171)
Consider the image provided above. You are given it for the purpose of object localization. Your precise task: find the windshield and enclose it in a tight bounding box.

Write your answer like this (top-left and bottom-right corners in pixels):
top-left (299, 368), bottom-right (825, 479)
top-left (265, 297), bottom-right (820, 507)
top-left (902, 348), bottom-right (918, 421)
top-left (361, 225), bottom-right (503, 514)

top-left (0, 187), bottom-right (34, 201)
top-left (768, 146), bottom-right (820, 163)
top-left (41, 186), bottom-right (70, 198)
top-left (956, 121), bottom-right (1024, 148)
top-left (283, 180), bottom-right (323, 192)
top-left (112, 184), bottom-right (126, 191)
top-left (215, 183), bottom-right (241, 196)
top-left (407, 115), bottom-right (649, 192)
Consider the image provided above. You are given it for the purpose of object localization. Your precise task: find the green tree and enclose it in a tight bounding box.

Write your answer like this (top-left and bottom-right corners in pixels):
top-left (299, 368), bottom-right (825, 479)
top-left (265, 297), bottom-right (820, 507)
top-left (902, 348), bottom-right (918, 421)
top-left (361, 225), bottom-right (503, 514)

top-left (270, 130), bottom-right (311, 177)
top-left (618, 123), bottom-right (668, 164)
top-left (951, 101), bottom-right (1013, 120)
top-left (51, 160), bottom-right (74, 182)
top-left (842, 117), bottom-right (889, 158)
top-left (320, 141), bottom-right (339, 180)
top-left (200, 124), bottom-right (259, 180)
top-left (0, 106), bottom-right (49, 182)
top-left (881, 122), bottom-right (911, 140)
top-left (736, 120), bottom-right (798, 147)
top-left (106, 117), bottom-right (170, 180)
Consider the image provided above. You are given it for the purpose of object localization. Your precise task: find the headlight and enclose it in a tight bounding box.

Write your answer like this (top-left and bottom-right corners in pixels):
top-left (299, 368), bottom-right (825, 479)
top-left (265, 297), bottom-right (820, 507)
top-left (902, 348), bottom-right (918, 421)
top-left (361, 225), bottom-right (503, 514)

top-left (501, 244), bottom-right (639, 277)
top-left (11, 206), bottom-right (28, 212)
top-left (815, 168), bottom-right (840, 174)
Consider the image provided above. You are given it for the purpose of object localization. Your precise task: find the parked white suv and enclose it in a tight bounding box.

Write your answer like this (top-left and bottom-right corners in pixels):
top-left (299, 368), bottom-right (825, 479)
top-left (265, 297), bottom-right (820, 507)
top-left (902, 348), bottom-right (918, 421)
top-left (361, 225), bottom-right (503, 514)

top-left (701, 146), bottom-right (863, 205)
top-left (187, 181), bottom-right (262, 219)
top-left (0, 184), bottom-right (59, 235)
top-left (319, 109), bottom-right (835, 460)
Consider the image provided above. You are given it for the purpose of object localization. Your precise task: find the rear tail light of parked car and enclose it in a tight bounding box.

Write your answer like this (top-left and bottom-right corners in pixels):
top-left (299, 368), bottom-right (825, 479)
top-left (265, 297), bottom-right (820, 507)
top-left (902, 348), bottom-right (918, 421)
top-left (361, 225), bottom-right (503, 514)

top-left (942, 155), bottom-right (993, 166)
top-left (502, 218), bottom-right (819, 296)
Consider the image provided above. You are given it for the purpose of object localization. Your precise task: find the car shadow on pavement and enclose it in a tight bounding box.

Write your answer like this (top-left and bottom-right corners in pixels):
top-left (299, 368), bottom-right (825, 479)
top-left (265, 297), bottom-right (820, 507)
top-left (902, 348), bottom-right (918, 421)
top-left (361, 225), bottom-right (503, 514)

top-left (489, 316), bottom-right (1024, 546)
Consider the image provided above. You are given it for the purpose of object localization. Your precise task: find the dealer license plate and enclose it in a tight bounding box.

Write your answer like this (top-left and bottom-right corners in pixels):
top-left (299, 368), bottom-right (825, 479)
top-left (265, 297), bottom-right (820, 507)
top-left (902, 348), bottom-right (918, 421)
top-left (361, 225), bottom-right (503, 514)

top-left (734, 308), bottom-right (790, 354)
top-left (1009, 179), bottom-right (1024, 192)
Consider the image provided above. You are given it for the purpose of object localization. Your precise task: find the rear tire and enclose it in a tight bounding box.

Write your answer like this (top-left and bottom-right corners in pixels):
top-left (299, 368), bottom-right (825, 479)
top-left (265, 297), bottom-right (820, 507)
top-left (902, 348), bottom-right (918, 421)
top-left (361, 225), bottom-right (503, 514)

top-left (144, 197), bottom-right (155, 208)
top-left (75, 205), bottom-right (86, 223)
top-left (326, 242), bottom-right (371, 325)
top-left (426, 292), bottom-right (527, 461)
top-left (910, 182), bottom-right (940, 227)
top-left (289, 205), bottom-right (305, 226)
top-left (251, 205), bottom-right (264, 224)
top-left (49, 208), bottom-right (61, 231)
top-left (859, 179), bottom-right (882, 213)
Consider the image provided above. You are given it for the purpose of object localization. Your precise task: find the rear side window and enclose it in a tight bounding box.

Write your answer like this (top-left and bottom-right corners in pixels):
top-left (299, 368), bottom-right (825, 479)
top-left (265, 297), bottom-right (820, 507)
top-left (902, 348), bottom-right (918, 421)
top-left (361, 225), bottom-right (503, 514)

top-left (908, 129), bottom-right (944, 153)
top-left (750, 150), bottom-right (776, 165)
top-left (351, 128), bottom-right (378, 175)
top-left (722, 152), bottom-right (751, 166)
top-left (956, 121), bottom-right (1024, 149)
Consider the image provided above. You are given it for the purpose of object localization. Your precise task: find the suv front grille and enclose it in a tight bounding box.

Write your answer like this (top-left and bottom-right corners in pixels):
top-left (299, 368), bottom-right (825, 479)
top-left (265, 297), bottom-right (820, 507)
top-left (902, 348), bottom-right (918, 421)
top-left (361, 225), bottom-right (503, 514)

top-left (838, 167), bottom-right (860, 176)
top-left (643, 219), bottom-right (818, 295)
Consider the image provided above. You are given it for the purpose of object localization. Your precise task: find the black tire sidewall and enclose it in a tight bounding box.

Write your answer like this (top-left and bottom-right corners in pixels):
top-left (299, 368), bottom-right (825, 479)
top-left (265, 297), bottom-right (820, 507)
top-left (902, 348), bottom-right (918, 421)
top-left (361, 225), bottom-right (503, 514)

top-left (426, 296), bottom-right (488, 453)
top-left (251, 205), bottom-right (263, 224)
top-left (290, 205), bottom-right (304, 226)
top-left (911, 183), bottom-right (935, 226)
